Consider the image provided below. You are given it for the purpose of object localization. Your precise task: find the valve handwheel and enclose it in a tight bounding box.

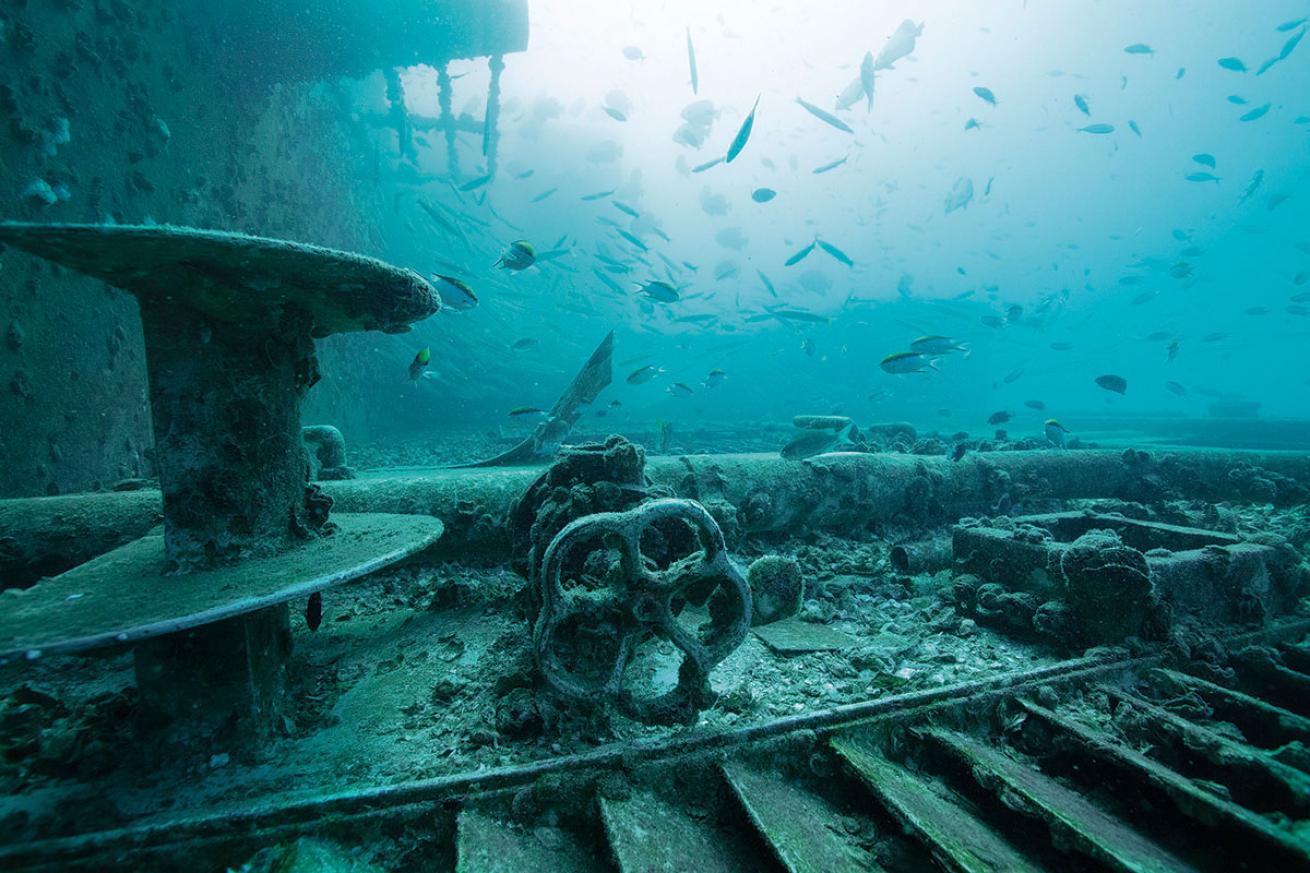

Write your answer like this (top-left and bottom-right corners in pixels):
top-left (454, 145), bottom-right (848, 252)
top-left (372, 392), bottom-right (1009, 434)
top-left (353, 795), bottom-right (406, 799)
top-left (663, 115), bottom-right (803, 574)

top-left (532, 498), bottom-right (752, 724)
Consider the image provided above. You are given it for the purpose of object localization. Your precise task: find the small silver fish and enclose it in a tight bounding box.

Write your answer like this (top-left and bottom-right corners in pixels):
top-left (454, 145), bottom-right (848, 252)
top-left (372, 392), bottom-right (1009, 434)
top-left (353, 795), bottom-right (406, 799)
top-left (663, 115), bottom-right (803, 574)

top-left (795, 96), bottom-right (854, 133)
top-left (725, 96), bottom-right (761, 164)
top-left (910, 335), bottom-right (966, 356)
top-left (1044, 419), bottom-right (1070, 448)
top-left (1095, 374), bottom-right (1128, 394)
top-left (881, 352), bottom-right (936, 374)
top-left (626, 364), bottom-right (665, 385)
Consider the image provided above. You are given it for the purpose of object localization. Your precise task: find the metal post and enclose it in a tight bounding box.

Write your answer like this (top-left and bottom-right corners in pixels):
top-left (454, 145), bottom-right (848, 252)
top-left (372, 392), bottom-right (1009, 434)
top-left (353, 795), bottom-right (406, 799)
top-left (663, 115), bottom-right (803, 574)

top-left (436, 62), bottom-right (460, 179)
top-left (483, 54), bottom-right (505, 176)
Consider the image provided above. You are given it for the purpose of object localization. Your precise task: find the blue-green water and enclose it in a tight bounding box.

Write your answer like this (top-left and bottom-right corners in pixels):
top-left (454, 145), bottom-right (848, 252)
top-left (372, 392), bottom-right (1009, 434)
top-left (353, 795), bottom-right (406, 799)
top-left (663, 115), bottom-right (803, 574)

top-left (363, 2), bottom-right (1310, 449)
top-left (2, 3), bottom-right (1310, 870)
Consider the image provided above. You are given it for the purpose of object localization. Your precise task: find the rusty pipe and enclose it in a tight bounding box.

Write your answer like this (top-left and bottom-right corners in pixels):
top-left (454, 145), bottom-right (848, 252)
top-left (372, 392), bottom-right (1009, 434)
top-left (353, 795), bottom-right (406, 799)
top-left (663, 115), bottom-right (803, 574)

top-left (3, 448), bottom-right (1309, 584)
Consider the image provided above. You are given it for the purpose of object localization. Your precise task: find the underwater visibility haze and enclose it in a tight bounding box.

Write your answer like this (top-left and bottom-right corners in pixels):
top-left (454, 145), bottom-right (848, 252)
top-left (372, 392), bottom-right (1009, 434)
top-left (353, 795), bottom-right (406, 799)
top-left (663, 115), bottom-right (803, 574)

top-left (364, 0), bottom-right (1310, 443)
top-left (2, 1), bottom-right (1310, 871)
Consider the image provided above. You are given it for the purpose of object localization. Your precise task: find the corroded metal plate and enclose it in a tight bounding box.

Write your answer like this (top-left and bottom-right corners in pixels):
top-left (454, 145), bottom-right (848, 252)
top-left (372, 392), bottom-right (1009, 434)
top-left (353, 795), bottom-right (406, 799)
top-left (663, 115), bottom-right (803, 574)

top-left (0, 222), bottom-right (440, 336)
top-left (0, 512), bottom-right (442, 663)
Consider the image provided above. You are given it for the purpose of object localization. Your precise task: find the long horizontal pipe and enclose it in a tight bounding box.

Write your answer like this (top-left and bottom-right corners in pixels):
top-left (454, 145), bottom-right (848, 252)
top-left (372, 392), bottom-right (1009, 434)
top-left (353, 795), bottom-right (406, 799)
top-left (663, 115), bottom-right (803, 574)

top-left (3, 449), bottom-right (1309, 585)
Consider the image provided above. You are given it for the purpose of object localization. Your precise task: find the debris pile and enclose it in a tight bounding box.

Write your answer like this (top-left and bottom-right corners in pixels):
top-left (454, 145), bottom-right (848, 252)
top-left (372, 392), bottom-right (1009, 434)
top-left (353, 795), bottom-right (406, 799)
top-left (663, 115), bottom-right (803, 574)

top-left (511, 436), bottom-right (752, 724)
top-left (951, 510), bottom-right (1310, 646)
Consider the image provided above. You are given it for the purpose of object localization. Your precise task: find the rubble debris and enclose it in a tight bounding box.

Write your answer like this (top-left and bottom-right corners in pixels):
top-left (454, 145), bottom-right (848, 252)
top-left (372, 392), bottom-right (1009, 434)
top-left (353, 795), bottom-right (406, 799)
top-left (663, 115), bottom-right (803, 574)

top-left (508, 434), bottom-right (651, 589)
top-left (747, 554), bottom-right (804, 625)
top-left (863, 421), bottom-right (918, 445)
top-left (1060, 530), bottom-right (1156, 643)
top-left (953, 511), bottom-right (1310, 644)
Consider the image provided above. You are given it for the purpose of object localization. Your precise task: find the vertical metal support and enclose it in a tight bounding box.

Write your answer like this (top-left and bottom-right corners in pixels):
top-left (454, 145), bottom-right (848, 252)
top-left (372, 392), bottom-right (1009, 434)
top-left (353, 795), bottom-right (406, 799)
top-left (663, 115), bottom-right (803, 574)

top-left (483, 54), bottom-right (505, 177)
top-left (383, 67), bottom-right (414, 160)
top-left (436, 62), bottom-right (460, 180)
top-left (138, 301), bottom-right (320, 570)
top-left (134, 604), bottom-right (293, 748)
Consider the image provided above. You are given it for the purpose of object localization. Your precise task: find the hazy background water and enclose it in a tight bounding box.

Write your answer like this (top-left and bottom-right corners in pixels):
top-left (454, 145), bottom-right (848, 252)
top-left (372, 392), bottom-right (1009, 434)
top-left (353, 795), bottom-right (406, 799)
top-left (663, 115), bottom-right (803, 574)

top-left (338, 1), bottom-right (1310, 446)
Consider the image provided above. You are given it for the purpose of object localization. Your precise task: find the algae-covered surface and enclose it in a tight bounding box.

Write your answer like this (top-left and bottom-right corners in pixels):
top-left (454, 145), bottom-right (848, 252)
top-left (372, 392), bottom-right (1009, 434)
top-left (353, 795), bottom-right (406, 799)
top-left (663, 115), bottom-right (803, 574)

top-left (0, 513), bottom-right (443, 661)
top-left (0, 524), bottom-right (1061, 841)
top-left (0, 223), bottom-right (441, 337)
top-left (1, 435), bottom-right (1307, 861)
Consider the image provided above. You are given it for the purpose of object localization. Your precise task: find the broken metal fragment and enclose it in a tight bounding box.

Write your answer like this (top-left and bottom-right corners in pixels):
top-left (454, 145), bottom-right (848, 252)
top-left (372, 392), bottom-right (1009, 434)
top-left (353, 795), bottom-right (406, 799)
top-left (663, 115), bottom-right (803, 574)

top-left (952, 511), bottom-right (1309, 642)
top-left (302, 424), bottom-right (355, 480)
top-left (753, 617), bottom-right (854, 654)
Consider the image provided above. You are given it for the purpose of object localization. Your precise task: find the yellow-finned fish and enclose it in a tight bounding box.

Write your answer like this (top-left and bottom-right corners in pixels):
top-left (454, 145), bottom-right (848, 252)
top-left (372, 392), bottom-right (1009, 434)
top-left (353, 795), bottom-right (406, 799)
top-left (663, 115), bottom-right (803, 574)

top-left (495, 240), bottom-right (536, 271)
top-left (408, 347), bottom-right (431, 382)
top-left (432, 274), bottom-right (478, 311)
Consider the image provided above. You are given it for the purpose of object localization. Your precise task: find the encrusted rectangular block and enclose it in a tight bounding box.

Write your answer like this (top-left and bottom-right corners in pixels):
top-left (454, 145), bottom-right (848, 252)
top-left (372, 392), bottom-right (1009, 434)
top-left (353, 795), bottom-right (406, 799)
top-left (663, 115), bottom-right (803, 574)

top-left (953, 511), bottom-right (1306, 623)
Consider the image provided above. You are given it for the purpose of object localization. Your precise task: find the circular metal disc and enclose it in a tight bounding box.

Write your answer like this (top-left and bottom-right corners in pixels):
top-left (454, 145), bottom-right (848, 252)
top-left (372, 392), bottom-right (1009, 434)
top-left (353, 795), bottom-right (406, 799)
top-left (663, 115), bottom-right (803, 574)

top-left (0, 512), bottom-right (442, 663)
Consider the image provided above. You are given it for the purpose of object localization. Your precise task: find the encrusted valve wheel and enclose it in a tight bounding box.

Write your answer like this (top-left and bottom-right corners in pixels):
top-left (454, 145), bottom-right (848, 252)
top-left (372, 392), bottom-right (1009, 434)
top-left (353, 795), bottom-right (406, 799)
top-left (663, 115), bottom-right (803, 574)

top-left (532, 498), bottom-right (752, 724)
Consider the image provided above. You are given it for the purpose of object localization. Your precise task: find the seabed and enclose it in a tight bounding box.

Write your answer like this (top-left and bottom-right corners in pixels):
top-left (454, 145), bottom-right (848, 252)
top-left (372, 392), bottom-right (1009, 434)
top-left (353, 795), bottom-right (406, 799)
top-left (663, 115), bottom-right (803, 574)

top-left (2, 418), bottom-right (1310, 872)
